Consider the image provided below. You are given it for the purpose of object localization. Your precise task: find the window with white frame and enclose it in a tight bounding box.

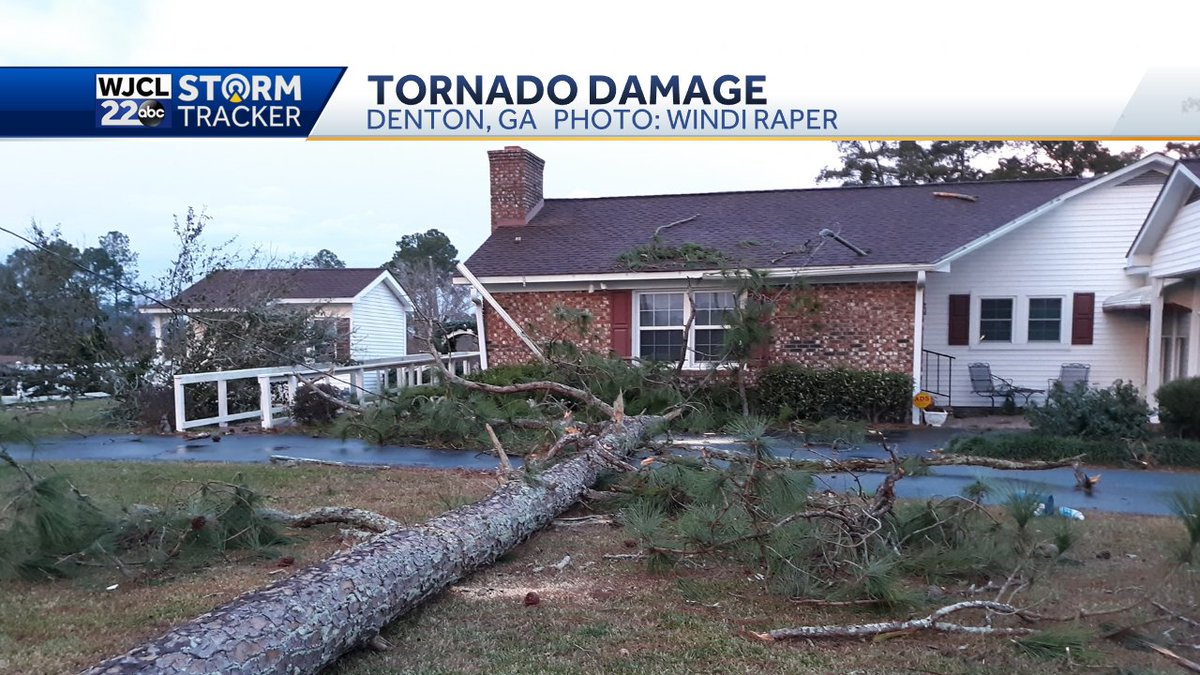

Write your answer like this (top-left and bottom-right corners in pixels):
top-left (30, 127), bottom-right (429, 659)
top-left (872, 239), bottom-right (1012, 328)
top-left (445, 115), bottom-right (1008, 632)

top-left (1026, 298), bottom-right (1063, 342)
top-left (978, 298), bottom-right (1013, 342)
top-left (637, 291), bottom-right (737, 366)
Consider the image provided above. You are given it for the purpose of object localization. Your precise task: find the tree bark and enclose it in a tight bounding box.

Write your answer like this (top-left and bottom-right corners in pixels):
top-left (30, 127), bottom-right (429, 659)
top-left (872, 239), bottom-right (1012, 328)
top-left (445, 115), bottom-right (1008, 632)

top-left (84, 415), bottom-right (663, 675)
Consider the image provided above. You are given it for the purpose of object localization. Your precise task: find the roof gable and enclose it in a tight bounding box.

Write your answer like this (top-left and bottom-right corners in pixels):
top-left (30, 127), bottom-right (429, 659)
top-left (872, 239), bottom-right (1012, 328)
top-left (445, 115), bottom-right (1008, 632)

top-left (164, 268), bottom-right (403, 309)
top-left (1127, 159), bottom-right (1200, 262)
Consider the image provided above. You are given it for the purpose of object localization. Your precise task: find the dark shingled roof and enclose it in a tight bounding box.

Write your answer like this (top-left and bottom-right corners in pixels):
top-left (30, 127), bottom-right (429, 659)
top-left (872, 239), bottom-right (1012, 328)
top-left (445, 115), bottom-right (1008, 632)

top-left (464, 178), bottom-right (1088, 277)
top-left (171, 268), bottom-right (388, 308)
top-left (1181, 158), bottom-right (1200, 176)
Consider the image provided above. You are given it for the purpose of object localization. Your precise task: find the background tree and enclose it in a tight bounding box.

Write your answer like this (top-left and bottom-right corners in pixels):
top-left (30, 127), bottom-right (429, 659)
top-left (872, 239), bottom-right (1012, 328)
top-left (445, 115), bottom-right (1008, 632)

top-left (1165, 141), bottom-right (1200, 158)
top-left (0, 223), bottom-right (134, 395)
top-left (818, 141), bottom-right (1005, 185)
top-left (986, 141), bottom-right (1144, 180)
top-left (384, 228), bottom-right (471, 348)
top-left (303, 249), bottom-right (346, 269)
top-left (93, 230), bottom-right (139, 311)
top-left (818, 140), bottom-right (1145, 185)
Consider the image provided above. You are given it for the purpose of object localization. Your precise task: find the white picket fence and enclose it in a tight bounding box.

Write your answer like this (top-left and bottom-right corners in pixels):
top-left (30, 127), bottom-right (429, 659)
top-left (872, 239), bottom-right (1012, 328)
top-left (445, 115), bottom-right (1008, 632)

top-left (172, 352), bottom-right (481, 431)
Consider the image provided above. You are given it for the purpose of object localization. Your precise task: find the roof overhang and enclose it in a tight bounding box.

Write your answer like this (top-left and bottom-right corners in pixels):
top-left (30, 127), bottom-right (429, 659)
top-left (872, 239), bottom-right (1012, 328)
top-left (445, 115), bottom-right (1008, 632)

top-left (1126, 162), bottom-right (1200, 264)
top-left (454, 263), bottom-right (933, 287)
top-left (138, 298), bottom-right (356, 314)
top-left (934, 153), bottom-right (1176, 267)
top-left (1103, 279), bottom-right (1192, 312)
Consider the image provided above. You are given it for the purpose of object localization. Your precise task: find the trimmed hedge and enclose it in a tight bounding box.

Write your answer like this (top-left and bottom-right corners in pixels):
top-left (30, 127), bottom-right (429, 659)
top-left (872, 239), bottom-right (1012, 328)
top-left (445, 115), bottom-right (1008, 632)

top-left (947, 432), bottom-right (1200, 468)
top-left (757, 365), bottom-right (913, 423)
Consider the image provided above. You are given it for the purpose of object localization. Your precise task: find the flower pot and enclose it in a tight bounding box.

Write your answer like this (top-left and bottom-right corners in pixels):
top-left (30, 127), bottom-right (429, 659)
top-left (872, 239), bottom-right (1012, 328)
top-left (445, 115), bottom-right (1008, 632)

top-left (924, 410), bottom-right (949, 427)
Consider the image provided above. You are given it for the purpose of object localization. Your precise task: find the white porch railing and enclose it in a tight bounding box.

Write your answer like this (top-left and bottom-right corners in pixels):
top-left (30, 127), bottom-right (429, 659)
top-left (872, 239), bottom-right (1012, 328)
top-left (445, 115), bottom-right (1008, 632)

top-left (172, 352), bottom-right (481, 431)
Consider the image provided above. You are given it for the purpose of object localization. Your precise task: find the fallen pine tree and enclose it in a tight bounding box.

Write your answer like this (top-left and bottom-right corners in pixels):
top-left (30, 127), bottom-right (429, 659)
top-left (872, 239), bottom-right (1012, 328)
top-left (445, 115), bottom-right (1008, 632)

top-left (84, 412), bottom-right (667, 674)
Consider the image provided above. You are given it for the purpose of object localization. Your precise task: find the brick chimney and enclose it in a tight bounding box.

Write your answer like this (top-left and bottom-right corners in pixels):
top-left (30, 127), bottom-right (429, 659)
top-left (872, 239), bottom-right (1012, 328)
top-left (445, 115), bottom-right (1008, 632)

top-left (488, 146), bottom-right (545, 230)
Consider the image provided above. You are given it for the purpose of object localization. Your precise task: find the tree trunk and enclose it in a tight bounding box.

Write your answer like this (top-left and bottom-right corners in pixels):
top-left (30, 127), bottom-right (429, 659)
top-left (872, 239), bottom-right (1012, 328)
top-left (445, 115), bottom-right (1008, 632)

top-left (85, 415), bottom-right (664, 675)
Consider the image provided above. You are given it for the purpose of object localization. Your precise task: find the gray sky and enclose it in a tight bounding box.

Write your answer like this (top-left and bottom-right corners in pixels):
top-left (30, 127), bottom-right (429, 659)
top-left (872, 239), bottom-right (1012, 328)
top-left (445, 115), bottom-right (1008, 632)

top-left (0, 140), bottom-right (840, 275)
top-left (0, 1), bottom-right (1182, 278)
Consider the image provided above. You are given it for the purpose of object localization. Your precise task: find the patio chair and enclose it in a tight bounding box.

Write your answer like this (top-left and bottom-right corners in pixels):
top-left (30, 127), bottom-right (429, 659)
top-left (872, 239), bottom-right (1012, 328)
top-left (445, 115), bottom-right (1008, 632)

top-left (1049, 363), bottom-right (1090, 392)
top-left (968, 362), bottom-right (1043, 409)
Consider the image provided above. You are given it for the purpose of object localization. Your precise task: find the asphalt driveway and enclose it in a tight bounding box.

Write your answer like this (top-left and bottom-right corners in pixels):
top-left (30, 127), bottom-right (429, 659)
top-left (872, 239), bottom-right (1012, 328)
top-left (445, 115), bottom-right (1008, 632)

top-left (7, 427), bottom-right (1198, 517)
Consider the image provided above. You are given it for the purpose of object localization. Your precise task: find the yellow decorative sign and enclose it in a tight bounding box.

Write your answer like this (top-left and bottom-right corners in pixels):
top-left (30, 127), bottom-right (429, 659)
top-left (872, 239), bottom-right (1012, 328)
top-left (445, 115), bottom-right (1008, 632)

top-left (912, 392), bottom-right (934, 409)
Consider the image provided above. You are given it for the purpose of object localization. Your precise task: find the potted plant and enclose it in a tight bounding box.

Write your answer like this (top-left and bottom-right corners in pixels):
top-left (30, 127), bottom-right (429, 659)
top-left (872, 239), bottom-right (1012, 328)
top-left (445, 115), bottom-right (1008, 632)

top-left (923, 406), bottom-right (950, 427)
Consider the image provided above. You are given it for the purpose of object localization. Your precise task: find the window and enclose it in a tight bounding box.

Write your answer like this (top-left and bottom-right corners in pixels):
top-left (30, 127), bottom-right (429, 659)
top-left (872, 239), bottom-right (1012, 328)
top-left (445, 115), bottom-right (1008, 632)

top-left (1027, 298), bottom-right (1062, 342)
top-left (691, 291), bottom-right (737, 362)
top-left (978, 298), bottom-right (1013, 342)
top-left (638, 293), bottom-right (685, 362)
top-left (637, 291), bottom-right (736, 366)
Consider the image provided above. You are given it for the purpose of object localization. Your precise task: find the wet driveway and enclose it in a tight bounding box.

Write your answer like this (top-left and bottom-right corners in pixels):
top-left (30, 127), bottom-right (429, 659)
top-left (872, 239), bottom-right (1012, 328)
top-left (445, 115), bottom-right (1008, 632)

top-left (8, 433), bottom-right (515, 471)
top-left (8, 427), bottom-right (1198, 517)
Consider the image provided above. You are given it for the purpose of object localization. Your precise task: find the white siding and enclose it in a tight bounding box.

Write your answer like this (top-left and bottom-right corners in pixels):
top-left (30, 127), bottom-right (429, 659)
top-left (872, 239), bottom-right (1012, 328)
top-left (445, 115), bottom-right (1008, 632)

top-left (923, 182), bottom-right (1162, 406)
top-left (1151, 201), bottom-right (1200, 277)
top-left (350, 281), bottom-right (408, 391)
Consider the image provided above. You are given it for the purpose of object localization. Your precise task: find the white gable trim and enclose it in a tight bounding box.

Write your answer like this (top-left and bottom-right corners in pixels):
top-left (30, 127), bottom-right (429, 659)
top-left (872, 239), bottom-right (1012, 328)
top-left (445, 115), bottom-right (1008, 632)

top-left (351, 270), bottom-right (414, 311)
top-left (934, 154), bottom-right (1175, 267)
top-left (1126, 162), bottom-right (1200, 262)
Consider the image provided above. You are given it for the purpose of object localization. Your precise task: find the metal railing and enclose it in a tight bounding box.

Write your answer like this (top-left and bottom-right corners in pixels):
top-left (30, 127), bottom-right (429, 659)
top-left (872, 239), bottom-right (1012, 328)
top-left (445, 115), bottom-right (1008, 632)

top-left (172, 352), bottom-right (481, 431)
top-left (920, 348), bottom-right (955, 407)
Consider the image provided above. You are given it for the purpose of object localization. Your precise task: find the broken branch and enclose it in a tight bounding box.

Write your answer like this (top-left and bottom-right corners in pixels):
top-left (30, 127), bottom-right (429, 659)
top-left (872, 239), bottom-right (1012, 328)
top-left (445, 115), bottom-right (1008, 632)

top-left (695, 447), bottom-right (1085, 472)
top-left (269, 455), bottom-right (390, 470)
top-left (751, 600), bottom-right (1035, 642)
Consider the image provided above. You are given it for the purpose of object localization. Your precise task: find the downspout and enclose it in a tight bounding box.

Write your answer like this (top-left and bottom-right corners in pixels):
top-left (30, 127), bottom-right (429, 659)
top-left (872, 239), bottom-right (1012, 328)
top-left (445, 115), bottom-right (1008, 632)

top-left (910, 271), bottom-right (926, 426)
top-left (456, 262), bottom-right (547, 363)
top-left (1146, 277), bottom-right (1165, 411)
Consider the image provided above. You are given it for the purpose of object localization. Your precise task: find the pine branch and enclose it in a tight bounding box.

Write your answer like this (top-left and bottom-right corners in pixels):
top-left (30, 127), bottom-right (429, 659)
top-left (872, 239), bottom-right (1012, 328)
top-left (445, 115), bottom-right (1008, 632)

top-left (750, 600), bottom-right (1035, 642)
top-left (257, 506), bottom-right (401, 533)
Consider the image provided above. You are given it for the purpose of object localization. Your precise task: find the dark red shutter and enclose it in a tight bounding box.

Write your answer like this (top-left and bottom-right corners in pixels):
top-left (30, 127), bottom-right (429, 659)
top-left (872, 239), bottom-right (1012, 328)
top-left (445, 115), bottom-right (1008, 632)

top-left (948, 294), bottom-right (970, 346)
top-left (1071, 292), bottom-right (1095, 345)
top-left (610, 291), bottom-right (633, 357)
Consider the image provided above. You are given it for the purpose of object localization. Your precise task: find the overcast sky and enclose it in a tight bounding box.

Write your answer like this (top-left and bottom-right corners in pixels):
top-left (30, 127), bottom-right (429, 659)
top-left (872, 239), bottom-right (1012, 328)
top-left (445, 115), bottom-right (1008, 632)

top-left (0, 1), bottom-right (1184, 278)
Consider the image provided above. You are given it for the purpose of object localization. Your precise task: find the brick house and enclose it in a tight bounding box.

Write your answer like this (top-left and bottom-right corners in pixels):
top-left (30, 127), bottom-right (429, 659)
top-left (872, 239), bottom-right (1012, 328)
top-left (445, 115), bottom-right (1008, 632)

top-left (460, 147), bottom-right (1200, 421)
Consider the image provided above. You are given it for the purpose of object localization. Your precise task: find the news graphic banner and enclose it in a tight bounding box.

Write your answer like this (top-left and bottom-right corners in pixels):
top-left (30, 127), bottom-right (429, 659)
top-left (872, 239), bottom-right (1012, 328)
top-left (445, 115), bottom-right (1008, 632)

top-left (0, 67), bottom-right (1198, 138)
top-left (0, 67), bottom-right (345, 137)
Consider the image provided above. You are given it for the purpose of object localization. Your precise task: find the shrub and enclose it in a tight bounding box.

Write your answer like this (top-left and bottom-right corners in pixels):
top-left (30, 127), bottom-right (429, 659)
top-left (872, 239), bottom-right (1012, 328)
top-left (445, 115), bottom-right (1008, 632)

top-left (113, 385), bottom-right (175, 430)
top-left (1168, 491), bottom-right (1200, 563)
top-left (1157, 377), bottom-right (1200, 439)
top-left (466, 357), bottom-right (739, 431)
top-left (946, 432), bottom-right (1200, 468)
top-left (1024, 380), bottom-right (1150, 439)
top-left (757, 365), bottom-right (912, 423)
top-left (291, 383), bottom-right (342, 426)
top-left (468, 362), bottom-right (555, 387)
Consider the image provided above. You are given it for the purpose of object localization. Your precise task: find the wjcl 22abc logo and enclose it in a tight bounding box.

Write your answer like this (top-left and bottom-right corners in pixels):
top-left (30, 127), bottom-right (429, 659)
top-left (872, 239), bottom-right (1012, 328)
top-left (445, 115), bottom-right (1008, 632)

top-left (95, 73), bottom-right (171, 128)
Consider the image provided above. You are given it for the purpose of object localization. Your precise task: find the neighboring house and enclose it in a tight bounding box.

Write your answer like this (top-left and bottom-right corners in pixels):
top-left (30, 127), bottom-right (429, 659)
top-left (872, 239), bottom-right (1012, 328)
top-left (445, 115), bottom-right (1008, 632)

top-left (459, 146), bottom-right (1200, 422)
top-left (142, 268), bottom-right (413, 389)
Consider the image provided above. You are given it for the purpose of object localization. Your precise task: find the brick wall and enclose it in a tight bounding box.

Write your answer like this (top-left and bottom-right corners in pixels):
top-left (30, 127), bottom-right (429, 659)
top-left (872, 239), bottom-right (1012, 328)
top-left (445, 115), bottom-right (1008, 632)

top-left (768, 282), bottom-right (916, 373)
top-left (483, 282), bottom-right (916, 373)
top-left (484, 291), bottom-right (613, 366)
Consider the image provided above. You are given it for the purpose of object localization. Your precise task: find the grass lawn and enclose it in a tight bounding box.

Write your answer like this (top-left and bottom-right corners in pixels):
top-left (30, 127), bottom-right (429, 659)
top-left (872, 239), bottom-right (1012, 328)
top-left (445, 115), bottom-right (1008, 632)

top-left (2, 398), bottom-right (132, 438)
top-left (2, 462), bottom-right (1198, 674)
